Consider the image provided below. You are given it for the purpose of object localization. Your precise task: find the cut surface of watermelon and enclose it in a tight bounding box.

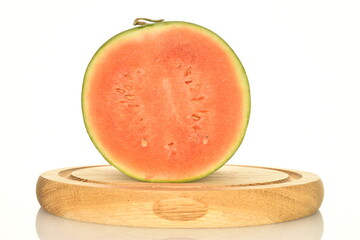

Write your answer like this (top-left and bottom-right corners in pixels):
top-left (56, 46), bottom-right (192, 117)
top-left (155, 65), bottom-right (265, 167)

top-left (82, 21), bottom-right (250, 182)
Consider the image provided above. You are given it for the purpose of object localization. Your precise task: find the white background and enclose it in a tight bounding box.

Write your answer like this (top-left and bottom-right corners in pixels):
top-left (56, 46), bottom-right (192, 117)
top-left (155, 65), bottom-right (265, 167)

top-left (1, 0), bottom-right (359, 239)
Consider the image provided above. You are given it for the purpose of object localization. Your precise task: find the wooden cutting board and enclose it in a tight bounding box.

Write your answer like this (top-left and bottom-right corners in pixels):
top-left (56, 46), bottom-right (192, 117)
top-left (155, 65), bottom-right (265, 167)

top-left (36, 165), bottom-right (323, 228)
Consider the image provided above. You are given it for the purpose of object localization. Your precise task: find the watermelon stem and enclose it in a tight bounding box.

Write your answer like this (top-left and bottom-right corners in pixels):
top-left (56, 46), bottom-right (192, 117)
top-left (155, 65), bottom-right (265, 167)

top-left (133, 18), bottom-right (164, 26)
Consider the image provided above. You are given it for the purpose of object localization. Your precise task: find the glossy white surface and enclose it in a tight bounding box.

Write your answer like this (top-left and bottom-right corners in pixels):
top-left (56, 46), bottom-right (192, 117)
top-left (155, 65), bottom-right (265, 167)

top-left (1, 0), bottom-right (360, 239)
top-left (36, 209), bottom-right (323, 240)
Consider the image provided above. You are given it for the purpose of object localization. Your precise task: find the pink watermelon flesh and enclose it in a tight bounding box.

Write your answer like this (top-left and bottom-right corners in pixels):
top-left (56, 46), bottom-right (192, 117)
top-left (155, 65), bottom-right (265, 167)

top-left (82, 22), bottom-right (250, 182)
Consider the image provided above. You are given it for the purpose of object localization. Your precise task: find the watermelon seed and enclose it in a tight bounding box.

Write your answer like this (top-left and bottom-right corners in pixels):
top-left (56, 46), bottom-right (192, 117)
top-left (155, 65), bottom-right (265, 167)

top-left (191, 96), bottom-right (205, 101)
top-left (184, 66), bottom-right (192, 76)
top-left (176, 63), bottom-right (182, 68)
top-left (202, 136), bottom-right (209, 145)
top-left (192, 114), bottom-right (201, 121)
top-left (124, 74), bottom-right (133, 80)
top-left (128, 104), bottom-right (139, 107)
top-left (164, 142), bottom-right (174, 149)
top-left (192, 125), bottom-right (201, 130)
top-left (184, 80), bottom-right (192, 84)
top-left (115, 87), bottom-right (125, 93)
top-left (198, 109), bottom-right (209, 113)
top-left (124, 94), bottom-right (135, 100)
top-left (124, 85), bottom-right (132, 90)
top-left (141, 138), bottom-right (148, 147)
top-left (139, 117), bottom-right (143, 121)
top-left (137, 68), bottom-right (145, 74)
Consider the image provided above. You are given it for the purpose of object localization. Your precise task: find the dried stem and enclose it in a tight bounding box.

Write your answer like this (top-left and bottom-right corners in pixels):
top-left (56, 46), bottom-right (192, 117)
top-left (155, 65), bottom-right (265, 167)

top-left (133, 18), bottom-right (164, 26)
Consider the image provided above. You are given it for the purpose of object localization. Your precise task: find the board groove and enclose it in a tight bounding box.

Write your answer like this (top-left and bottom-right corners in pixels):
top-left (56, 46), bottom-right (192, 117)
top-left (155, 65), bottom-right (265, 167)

top-left (59, 165), bottom-right (298, 189)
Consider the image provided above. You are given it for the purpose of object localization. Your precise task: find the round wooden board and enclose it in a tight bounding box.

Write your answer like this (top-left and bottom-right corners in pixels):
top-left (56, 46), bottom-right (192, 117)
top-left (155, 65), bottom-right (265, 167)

top-left (36, 165), bottom-right (323, 228)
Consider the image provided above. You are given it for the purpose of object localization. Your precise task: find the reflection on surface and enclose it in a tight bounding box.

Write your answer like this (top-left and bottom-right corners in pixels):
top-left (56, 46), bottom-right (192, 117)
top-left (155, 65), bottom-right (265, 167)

top-left (36, 208), bottom-right (323, 240)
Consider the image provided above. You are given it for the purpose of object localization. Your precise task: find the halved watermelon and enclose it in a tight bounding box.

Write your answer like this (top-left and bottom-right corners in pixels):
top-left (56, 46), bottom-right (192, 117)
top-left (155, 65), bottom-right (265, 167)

top-left (82, 21), bottom-right (250, 182)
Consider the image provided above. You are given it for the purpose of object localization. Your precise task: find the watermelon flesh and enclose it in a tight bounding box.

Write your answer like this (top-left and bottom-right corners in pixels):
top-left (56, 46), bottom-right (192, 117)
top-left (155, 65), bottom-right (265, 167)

top-left (82, 22), bottom-right (250, 182)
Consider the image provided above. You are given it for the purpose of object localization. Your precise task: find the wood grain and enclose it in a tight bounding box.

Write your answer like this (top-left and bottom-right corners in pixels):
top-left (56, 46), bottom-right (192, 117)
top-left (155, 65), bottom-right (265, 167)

top-left (36, 165), bottom-right (323, 228)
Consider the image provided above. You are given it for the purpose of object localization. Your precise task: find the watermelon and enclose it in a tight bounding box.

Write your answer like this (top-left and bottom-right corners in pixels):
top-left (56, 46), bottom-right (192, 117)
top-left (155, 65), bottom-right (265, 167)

top-left (82, 20), bottom-right (250, 182)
